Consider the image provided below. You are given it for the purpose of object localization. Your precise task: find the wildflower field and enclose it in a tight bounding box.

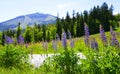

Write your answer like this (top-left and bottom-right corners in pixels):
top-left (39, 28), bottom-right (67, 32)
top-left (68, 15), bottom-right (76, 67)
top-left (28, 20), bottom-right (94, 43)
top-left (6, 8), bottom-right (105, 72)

top-left (0, 24), bottom-right (120, 74)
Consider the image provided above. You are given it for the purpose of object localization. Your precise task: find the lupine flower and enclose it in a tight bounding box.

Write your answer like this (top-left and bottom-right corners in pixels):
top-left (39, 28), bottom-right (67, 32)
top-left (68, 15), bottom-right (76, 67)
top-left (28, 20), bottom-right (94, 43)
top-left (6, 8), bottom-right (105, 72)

top-left (17, 35), bottom-right (24, 44)
top-left (52, 40), bottom-right (57, 50)
top-left (110, 34), bottom-right (119, 46)
top-left (56, 33), bottom-right (60, 41)
top-left (5, 35), bottom-right (13, 44)
top-left (84, 23), bottom-right (89, 38)
top-left (100, 25), bottom-right (107, 46)
top-left (68, 30), bottom-right (71, 39)
top-left (70, 38), bottom-right (74, 48)
top-left (110, 26), bottom-right (119, 47)
top-left (84, 23), bottom-right (89, 46)
top-left (90, 38), bottom-right (98, 49)
top-left (62, 31), bottom-right (67, 48)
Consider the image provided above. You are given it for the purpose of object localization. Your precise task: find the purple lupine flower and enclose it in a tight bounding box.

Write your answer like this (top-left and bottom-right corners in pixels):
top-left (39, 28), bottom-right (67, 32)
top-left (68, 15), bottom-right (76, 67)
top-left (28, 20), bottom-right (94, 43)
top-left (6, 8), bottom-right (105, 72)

top-left (100, 25), bottom-right (107, 46)
top-left (90, 38), bottom-right (98, 49)
top-left (5, 35), bottom-right (13, 44)
top-left (17, 35), bottom-right (24, 44)
top-left (84, 23), bottom-right (89, 46)
top-left (70, 38), bottom-right (74, 48)
top-left (56, 33), bottom-right (60, 41)
top-left (110, 31), bottom-right (119, 46)
top-left (84, 23), bottom-right (89, 38)
top-left (109, 26), bottom-right (119, 47)
top-left (62, 31), bottom-right (67, 48)
top-left (68, 30), bottom-right (71, 39)
top-left (52, 40), bottom-right (57, 50)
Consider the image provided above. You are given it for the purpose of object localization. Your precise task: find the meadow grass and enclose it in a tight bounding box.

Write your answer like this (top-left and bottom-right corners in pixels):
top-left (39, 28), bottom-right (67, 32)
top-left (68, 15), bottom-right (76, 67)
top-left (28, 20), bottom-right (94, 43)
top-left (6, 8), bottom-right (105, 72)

top-left (0, 30), bottom-right (120, 74)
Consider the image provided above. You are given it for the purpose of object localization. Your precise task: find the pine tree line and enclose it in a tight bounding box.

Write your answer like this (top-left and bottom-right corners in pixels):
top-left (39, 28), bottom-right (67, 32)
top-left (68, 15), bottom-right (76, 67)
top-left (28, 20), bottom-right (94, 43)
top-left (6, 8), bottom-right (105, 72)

top-left (56, 2), bottom-right (117, 38)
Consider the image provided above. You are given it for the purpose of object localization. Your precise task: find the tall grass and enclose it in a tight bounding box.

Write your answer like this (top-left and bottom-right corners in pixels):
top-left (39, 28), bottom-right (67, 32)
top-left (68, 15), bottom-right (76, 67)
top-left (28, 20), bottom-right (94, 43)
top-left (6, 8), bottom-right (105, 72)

top-left (0, 29), bottom-right (120, 73)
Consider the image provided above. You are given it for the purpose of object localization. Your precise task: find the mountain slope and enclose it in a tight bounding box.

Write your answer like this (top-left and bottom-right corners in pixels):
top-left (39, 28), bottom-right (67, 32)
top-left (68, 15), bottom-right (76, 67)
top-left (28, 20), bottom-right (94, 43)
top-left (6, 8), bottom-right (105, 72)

top-left (0, 12), bottom-right (56, 31)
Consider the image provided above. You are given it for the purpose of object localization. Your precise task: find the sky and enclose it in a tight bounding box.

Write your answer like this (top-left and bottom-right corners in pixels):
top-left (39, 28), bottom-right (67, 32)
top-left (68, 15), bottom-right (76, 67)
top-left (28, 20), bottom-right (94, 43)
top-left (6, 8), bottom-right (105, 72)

top-left (0, 0), bottom-right (120, 22)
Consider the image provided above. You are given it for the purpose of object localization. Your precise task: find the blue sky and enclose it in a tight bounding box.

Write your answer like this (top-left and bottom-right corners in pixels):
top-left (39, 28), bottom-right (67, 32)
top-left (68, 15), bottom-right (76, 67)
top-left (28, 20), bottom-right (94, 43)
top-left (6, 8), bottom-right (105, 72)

top-left (0, 0), bottom-right (120, 22)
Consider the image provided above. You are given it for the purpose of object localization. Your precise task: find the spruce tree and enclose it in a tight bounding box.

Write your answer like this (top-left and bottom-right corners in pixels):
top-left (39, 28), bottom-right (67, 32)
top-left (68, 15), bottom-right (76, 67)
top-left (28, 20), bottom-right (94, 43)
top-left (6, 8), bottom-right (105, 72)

top-left (56, 14), bottom-right (62, 39)
top-left (2, 32), bottom-right (5, 46)
top-left (17, 22), bottom-right (21, 40)
top-left (42, 24), bottom-right (46, 41)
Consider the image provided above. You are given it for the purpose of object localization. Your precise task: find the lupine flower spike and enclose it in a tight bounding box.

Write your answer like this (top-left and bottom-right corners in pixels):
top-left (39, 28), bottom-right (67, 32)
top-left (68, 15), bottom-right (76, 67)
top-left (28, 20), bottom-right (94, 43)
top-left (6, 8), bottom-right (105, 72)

top-left (17, 35), bottom-right (24, 44)
top-left (5, 35), bottom-right (13, 44)
top-left (70, 38), bottom-right (74, 48)
top-left (56, 33), bottom-right (60, 41)
top-left (68, 30), bottom-right (74, 48)
top-left (62, 30), bottom-right (67, 48)
top-left (110, 26), bottom-right (119, 47)
top-left (52, 39), bottom-right (57, 50)
top-left (84, 23), bottom-right (89, 47)
top-left (90, 37), bottom-right (98, 50)
top-left (68, 30), bottom-right (71, 39)
top-left (100, 25), bottom-right (107, 46)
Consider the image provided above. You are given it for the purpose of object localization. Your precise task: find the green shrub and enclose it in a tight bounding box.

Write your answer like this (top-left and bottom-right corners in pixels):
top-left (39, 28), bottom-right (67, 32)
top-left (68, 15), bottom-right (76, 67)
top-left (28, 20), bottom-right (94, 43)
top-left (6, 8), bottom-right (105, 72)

top-left (0, 45), bottom-right (29, 69)
top-left (80, 46), bottom-right (120, 74)
top-left (40, 49), bottom-right (81, 74)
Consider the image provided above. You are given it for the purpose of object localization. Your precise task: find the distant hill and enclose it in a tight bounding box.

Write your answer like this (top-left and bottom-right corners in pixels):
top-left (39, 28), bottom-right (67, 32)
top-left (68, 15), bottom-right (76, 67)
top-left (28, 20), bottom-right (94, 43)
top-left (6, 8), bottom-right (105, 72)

top-left (0, 12), bottom-right (57, 31)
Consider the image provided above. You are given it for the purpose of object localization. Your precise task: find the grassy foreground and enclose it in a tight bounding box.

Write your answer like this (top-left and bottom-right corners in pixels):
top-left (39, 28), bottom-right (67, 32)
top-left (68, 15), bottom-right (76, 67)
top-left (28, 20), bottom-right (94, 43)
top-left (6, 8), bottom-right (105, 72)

top-left (0, 30), bottom-right (120, 74)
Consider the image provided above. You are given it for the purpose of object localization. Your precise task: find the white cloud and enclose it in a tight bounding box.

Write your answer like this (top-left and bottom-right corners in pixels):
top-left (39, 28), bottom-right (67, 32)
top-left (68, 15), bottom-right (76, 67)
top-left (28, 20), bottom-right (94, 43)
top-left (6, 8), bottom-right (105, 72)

top-left (56, 2), bottom-right (80, 18)
top-left (57, 2), bottom-right (78, 9)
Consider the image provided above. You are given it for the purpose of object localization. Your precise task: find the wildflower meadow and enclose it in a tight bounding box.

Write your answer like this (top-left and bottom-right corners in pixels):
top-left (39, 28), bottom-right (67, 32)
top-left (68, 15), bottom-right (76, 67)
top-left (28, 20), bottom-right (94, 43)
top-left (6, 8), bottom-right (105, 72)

top-left (0, 23), bottom-right (120, 74)
top-left (0, 2), bottom-right (120, 74)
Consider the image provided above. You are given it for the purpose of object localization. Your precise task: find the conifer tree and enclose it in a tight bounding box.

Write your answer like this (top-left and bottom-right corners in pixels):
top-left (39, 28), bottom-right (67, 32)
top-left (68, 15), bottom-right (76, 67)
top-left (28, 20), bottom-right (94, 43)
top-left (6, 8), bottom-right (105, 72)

top-left (17, 22), bottom-right (21, 40)
top-left (56, 14), bottom-right (62, 39)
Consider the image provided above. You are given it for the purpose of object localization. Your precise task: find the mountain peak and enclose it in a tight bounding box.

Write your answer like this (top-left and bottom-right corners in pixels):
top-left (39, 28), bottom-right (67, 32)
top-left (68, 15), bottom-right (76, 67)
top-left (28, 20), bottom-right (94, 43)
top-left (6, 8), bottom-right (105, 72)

top-left (0, 13), bottom-right (57, 31)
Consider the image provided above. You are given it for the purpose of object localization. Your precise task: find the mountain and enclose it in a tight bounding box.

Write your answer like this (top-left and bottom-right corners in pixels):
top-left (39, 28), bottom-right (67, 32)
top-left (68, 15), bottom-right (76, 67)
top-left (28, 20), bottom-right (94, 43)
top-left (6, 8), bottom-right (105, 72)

top-left (0, 12), bottom-right (57, 31)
